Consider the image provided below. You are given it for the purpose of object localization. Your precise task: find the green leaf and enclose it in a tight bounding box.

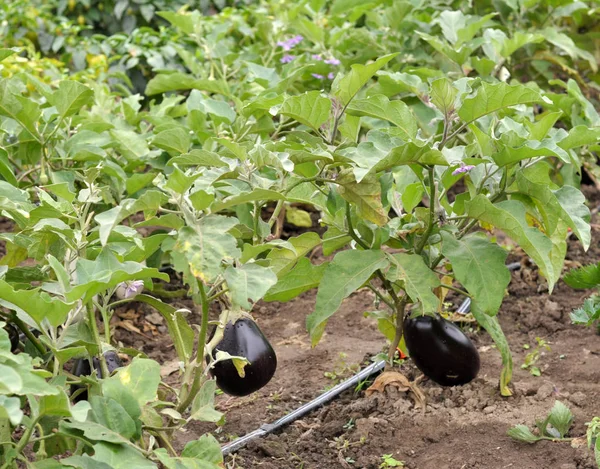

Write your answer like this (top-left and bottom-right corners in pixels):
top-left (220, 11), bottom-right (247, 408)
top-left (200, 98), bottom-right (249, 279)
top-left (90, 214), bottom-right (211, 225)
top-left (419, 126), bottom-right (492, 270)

top-left (66, 249), bottom-right (168, 304)
top-left (175, 216), bottom-right (240, 283)
top-left (224, 263), bottom-right (277, 309)
top-left (0, 396), bottom-right (23, 425)
top-left (153, 128), bottom-right (191, 156)
top-left (471, 305), bottom-right (513, 396)
top-left (280, 91), bottom-right (332, 133)
top-left (146, 72), bottom-right (228, 97)
top-left (507, 424), bottom-right (539, 443)
top-left (516, 172), bottom-right (590, 249)
top-left (39, 388), bottom-right (71, 417)
top-left (548, 401), bottom-right (574, 438)
top-left (441, 232), bottom-right (510, 315)
top-left (52, 81), bottom-right (94, 118)
top-left (430, 78), bottom-right (458, 116)
top-left (211, 189), bottom-right (285, 212)
top-left (332, 53), bottom-right (398, 106)
top-left (346, 94), bottom-right (416, 140)
top-left (564, 263), bottom-right (600, 289)
top-left (266, 232), bottom-right (321, 276)
top-left (337, 171), bottom-right (388, 226)
top-left (307, 250), bottom-right (389, 346)
top-left (0, 279), bottom-right (73, 327)
top-left (90, 397), bottom-right (137, 440)
top-left (285, 207), bottom-right (313, 228)
top-left (264, 258), bottom-right (326, 302)
top-left (458, 83), bottom-right (543, 123)
top-left (107, 358), bottom-right (161, 406)
top-left (189, 380), bottom-right (223, 423)
top-left (181, 434), bottom-right (223, 463)
top-left (385, 253), bottom-right (440, 313)
top-left (91, 442), bottom-right (156, 469)
top-left (542, 28), bottom-right (598, 72)
top-left (466, 196), bottom-right (558, 291)
top-left (0, 79), bottom-right (41, 140)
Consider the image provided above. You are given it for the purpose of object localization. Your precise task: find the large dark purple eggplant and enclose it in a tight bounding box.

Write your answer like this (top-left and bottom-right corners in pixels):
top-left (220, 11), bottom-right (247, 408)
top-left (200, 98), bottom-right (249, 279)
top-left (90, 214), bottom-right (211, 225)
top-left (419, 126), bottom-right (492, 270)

top-left (71, 351), bottom-right (123, 402)
top-left (404, 314), bottom-right (480, 386)
top-left (208, 318), bottom-right (277, 397)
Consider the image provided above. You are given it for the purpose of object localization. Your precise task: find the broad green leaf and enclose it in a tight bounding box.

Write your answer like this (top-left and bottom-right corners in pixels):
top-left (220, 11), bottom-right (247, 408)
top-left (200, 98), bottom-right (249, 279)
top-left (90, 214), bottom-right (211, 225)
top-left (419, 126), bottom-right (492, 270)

top-left (458, 83), bottom-right (543, 123)
top-left (337, 171), bottom-right (387, 226)
top-left (466, 196), bottom-right (558, 290)
top-left (307, 250), bottom-right (389, 345)
top-left (516, 172), bottom-right (590, 249)
top-left (189, 380), bottom-right (223, 423)
top-left (169, 150), bottom-right (228, 167)
top-left (280, 91), bottom-right (332, 133)
top-left (66, 249), bottom-right (168, 303)
top-left (346, 94), bottom-right (416, 140)
top-left (430, 78), bottom-right (458, 116)
top-left (91, 442), bottom-right (156, 469)
top-left (264, 258), bottom-right (327, 302)
top-left (153, 128), bottom-right (191, 156)
top-left (267, 232), bottom-right (321, 276)
top-left (558, 126), bottom-right (600, 151)
top-left (181, 434), bottom-right (223, 463)
top-left (175, 216), bottom-right (240, 282)
top-left (0, 279), bottom-right (73, 327)
top-left (0, 396), bottom-right (23, 425)
top-left (211, 189), bottom-right (286, 212)
top-left (471, 305), bottom-right (513, 396)
top-left (224, 263), bottom-right (277, 309)
top-left (0, 79), bottom-right (41, 140)
top-left (39, 388), bottom-right (71, 417)
top-left (542, 28), bottom-right (598, 72)
top-left (286, 207), bottom-right (312, 228)
top-left (0, 148), bottom-right (17, 186)
top-left (146, 72), bottom-right (229, 97)
top-left (52, 81), bottom-right (94, 118)
top-left (107, 357), bottom-right (161, 406)
top-left (386, 253), bottom-right (440, 313)
top-left (548, 401), bottom-right (574, 438)
top-left (90, 396), bottom-right (137, 440)
top-left (493, 138), bottom-right (570, 166)
top-left (110, 129), bottom-right (149, 161)
top-left (441, 232), bottom-right (510, 315)
top-left (507, 425), bottom-right (539, 443)
top-left (332, 53), bottom-right (398, 106)
top-left (165, 166), bottom-right (200, 194)
top-left (563, 263), bottom-right (600, 289)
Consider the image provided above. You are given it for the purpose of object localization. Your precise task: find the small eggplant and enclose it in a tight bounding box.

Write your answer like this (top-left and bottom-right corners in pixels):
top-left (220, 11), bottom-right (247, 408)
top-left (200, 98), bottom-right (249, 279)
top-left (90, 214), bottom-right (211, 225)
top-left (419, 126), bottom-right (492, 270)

top-left (71, 351), bottom-right (123, 402)
top-left (208, 318), bottom-right (277, 397)
top-left (404, 314), bottom-right (480, 386)
top-left (3, 323), bottom-right (19, 353)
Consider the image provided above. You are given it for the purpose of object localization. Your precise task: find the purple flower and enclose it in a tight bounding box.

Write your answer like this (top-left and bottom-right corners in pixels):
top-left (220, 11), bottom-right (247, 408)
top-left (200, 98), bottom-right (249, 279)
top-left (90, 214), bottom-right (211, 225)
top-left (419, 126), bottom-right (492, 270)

top-left (324, 57), bottom-right (341, 65)
top-left (312, 54), bottom-right (323, 61)
top-left (452, 163), bottom-right (475, 176)
top-left (280, 54), bottom-right (296, 64)
top-left (277, 35), bottom-right (304, 51)
top-left (116, 280), bottom-right (144, 299)
top-left (327, 72), bottom-right (335, 80)
top-left (312, 73), bottom-right (325, 79)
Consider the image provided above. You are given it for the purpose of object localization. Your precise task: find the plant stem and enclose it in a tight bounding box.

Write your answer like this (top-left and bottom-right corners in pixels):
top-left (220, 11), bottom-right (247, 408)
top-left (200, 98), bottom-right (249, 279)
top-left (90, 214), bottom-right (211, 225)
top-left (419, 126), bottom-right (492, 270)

top-left (388, 296), bottom-right (408, 361)
top-left (86, 302), bottom-right (109, 378)
top-left (176, 280), bottom-right (210, 414)
top-left (415, 166), bottom-right (436, 255)
top-left (13, 416), bottom-right (41, 455)
top-left (11, 316), bottom-right (46, 355)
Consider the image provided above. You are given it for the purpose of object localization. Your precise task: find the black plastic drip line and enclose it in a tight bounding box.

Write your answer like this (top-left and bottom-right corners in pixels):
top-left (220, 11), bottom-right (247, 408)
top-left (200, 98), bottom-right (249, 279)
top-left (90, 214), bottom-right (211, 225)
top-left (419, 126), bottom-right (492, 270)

top-left (221, 261), bottom-right (523, 456)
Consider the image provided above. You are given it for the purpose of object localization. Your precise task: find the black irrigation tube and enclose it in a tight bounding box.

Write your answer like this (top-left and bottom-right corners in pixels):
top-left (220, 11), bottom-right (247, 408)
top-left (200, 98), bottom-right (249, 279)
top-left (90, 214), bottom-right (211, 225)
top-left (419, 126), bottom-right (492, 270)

top-left (221, 261), bottom-right (523, 456)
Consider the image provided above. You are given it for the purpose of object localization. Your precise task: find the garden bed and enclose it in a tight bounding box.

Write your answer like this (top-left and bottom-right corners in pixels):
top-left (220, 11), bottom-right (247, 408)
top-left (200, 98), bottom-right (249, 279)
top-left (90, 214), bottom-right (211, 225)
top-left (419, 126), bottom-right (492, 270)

top-left (105, 186), bottom-right (600, 469)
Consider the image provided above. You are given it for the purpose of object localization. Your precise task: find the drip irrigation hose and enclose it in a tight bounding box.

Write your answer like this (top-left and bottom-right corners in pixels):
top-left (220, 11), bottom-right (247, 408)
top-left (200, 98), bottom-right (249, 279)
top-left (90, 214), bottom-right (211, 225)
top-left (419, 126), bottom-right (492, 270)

top-left (221, 261), bottom-right (523, 456)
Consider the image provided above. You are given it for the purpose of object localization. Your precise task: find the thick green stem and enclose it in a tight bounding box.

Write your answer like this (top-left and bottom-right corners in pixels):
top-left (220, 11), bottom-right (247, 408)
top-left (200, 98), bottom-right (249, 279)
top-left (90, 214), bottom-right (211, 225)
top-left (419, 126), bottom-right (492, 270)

top-left (415, 166), bottom-right (436, 255)
top-left (176, 280), bottom-right (210, 414)
top-left (86, 302), bottom-right (109, 378)
top-left (13, 416), bottom-right (41, 455)
top-left (11, 316), bottom-right (46, 355)
top-left (388, 297), bottom-right (408, 362)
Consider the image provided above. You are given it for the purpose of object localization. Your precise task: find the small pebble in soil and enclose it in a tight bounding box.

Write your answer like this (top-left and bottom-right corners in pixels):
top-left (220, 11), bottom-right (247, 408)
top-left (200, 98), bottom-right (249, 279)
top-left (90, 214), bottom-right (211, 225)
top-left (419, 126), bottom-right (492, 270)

top-left (483, 405), bottom-right (497, 414)
top-left (536, 382), bottom-right (554, 400)
top-left (569, 391), bottom-right (586, 407)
